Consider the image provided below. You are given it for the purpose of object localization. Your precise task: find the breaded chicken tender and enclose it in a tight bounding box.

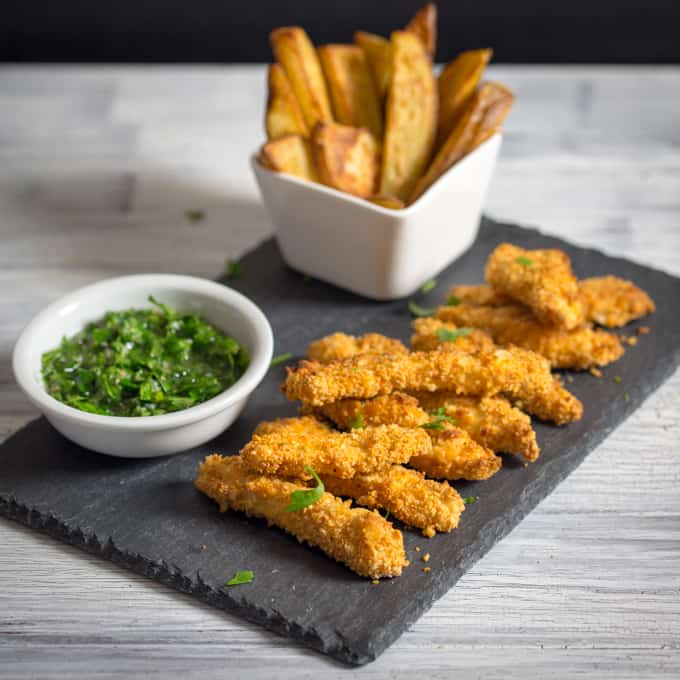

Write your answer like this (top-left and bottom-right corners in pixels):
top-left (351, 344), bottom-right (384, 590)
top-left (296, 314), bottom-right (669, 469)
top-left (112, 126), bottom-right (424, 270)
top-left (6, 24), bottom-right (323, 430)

top-left (437, 303), bottom-right (624, 370)
top-left (413, 393), bottom-right (539, 461)
top-left (486, 243), bottom-right (584, 330)
top-left (410, 317), bottom-right (495, 353)
top-left (307, 332), bottom-right (408, 363)
top-left (315, 392), bottom-right (502, 481)
top-left (448, 283), bottom-right (511, 307)
top-left (196, 454), bottom-right (406, 578)
top-left (323, 465), bottom-right (465, 537)
top-left (579, 276), bottom-right (655, 328)
top-left (283, 349), bottom-right (527, 407)
top-left (241, 416), bottom-right (430, 478)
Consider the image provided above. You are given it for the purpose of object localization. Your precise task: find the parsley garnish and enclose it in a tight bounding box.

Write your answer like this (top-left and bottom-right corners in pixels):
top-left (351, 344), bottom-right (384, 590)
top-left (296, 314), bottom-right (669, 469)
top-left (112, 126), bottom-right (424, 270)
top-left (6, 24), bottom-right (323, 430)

top-left (437, 327), bottom-right (473, 342)
top-left (349, 413), bottom-right (364, 429)
top-left (185, 209), bottom-right (205, 223)
top-left (421, 406), bottom-right (454, 430)
top-left (624, 392), bottom-right (630, 402)
top-left (516, 256), bottom-right (533, 267)
top-left (285, 466), bottom-right (324, 512)
top-left (225, 570), bottom-right (254, 587)
top-left (225, 258), bottom-right (245, 279)
top-left (447, 294), bottom-right (461, 306)
top-left (271, 352), bottom-right (292, 367)
top-left (408, 301), bottom-right (435, 317)
top-left (613, 376), bottom-right (622, 384)
top-left (420, 279), bottom-right (436, 294)
top-left (463, 496), bottom-right (478, 505)
top-left (384, 509), bottom-right (391, 520)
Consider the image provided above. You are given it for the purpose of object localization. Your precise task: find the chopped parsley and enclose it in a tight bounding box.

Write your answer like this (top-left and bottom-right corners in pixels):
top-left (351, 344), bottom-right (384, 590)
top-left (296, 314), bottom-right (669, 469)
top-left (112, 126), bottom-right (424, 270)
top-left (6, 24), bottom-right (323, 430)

top-left (516, 256), bottom-right (533, 267)
top-left (285, 466), bottom-right (324, 512)
top-left (420, 278), bottom-right (436, 294)
top-left (225, 570), bottom-right (254, 587)
top-left (463, 496), bottom-right (478, 505)
top-left (384, 509), bottom-right (391, 521)
top-left (349, 413), bottom-right (364, 429)
top-left (225, 258), bottom-right (245, 279)
top-left (624, 392), bottom-right (631, 402)
top-left (271, 352), bottom-right (293, 367)
top-left (185, 209), bottom-right (205, 223)
top-left (446, 294), bottom-right (462, 306)
top-left (437, 326), bottom-right (473, 342)
top-left (613, 375), bottom-right (622, 384)
top-left (408, 301), bottom-right (435, 317)
top-left (421, 406), bottom-right (454, 430)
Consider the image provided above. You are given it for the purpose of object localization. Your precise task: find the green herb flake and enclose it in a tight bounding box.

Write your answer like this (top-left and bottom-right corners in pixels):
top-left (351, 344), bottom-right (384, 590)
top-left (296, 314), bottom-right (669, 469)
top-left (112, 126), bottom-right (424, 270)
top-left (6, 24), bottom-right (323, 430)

top-left (420, 278), bottom-right (436, 294)
top-left (271, 352), bottom-right (293, 367)
top-left (225, 258), bottom-right (245, 279)
top-left (285, 466), bottom-right (325, 512)
top-left (384, 509), bottom-right (391, 521)
top-left (446, 294), bottom-right (462, 306)
top-left (408, 301), bottom-right (435, 317)
top-left (613, 375), bottom-right (622, 384)
top-left (421, 406), bottom-right (454, 430)
top-left (437, 326), bottom-right (473, 342)
top-left (349, 413), bottom-right (364, 429)
top-left (516, 256), bottom-right (533, 267)
top-left (463, 496), bottom-right (479, 505)
top-left (185, 209), bottom-right (205, 223)
top-left (225, 570), bottom-right (254, 587)
top-left (624, 392), bottom-right (631, 402)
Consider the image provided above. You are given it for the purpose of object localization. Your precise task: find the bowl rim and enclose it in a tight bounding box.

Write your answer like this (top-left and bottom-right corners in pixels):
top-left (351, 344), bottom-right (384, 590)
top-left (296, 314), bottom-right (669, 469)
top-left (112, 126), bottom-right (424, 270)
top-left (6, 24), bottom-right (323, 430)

top-left (12, 273), bottom-right (274, 431)
top-left (251, 132), bottom-right (501, 215)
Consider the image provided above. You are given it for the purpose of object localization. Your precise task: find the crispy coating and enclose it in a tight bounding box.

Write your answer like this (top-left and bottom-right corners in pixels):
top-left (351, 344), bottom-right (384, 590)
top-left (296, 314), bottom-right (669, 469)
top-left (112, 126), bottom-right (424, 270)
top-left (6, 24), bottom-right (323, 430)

top-left (486, 243), bottom-right (584, 330)
top-left (410, 317), bottom-right (496, 353)
top-left (307, 332), bottom-right (408, 363)
top-left (241, 416), bottom-right (430, 478)
top-left (283, 349), bottom-right (528, 407)
top-left (315, 392), bottom-right (501, 481)
top-left (448, 283), bottom-right (511, 307)
top-left (579, 275), bottom-right (655, 328)
top-left (323, 465), bottom-right (464, 537)
top-left (411, 427), bottom-right (502, 481)
top-left (196, 454), bottom-right (406, 579)
top-left (437, 303), bottom-right (624, 370)
top-left (413, 393), bottom-right (539, 461)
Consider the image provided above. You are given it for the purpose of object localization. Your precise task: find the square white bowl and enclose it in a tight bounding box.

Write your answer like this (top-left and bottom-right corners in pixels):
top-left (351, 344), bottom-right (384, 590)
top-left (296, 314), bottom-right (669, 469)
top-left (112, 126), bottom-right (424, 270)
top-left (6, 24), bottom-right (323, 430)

top-left (252, 133), bottom-right (501, 300)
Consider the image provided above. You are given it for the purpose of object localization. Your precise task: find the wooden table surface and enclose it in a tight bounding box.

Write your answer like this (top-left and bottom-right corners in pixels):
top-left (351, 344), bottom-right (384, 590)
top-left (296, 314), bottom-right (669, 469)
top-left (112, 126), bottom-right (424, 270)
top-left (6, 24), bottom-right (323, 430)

top-left (1, 65), bottom-right (679, 679)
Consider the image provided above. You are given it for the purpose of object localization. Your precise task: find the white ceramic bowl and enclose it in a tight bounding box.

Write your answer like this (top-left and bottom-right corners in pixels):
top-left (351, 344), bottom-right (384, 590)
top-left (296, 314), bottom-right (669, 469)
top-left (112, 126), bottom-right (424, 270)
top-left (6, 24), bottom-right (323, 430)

top-left (252, 134), bottom-right (501, 300)
top-left (13, 275), bottom-right (273, 458)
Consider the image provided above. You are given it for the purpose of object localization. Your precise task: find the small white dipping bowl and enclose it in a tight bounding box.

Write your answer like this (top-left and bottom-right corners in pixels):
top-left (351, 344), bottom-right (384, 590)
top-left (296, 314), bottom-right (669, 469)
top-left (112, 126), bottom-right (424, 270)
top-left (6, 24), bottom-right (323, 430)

top-left (12, 274), bottom-right (273, 458)
top-left (252, 133), bottom-right (501, 300)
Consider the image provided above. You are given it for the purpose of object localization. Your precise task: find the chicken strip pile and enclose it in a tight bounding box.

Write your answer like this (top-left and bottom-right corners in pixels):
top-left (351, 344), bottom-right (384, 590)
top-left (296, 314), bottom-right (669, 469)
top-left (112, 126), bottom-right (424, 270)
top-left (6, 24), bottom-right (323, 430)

top-left (307, 332), bottom-right (408, 363)
top-left (196, 455), bottom-right (407, 579)
top-left (486, 243), bottom-right (584, 329)
top-left (579, 276), bottom-right (656, 327)
top-left (241, 416), bottom-right (430, 478)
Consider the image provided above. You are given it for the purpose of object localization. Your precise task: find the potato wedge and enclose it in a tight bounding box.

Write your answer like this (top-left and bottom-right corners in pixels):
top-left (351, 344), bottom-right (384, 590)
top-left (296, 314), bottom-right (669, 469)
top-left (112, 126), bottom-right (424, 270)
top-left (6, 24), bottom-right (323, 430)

top-left (270, 27), bottom-right (332, 128)
top-left (354, 31), bottom-right (392, 99)
top-left (259, 135), bottom-right (319, 182)
top-left (317, 45), bottom-right (383, 139)
top-left (368, 194), bottom-right (405, 210)
top-left (405, 3), bottom-right (437, 59)
top-left (265, 63), bottom-right (308, 140)
top-left (436, 49), bottom-right (492, 149)
top-left (379, 31), bottom-right (437, 202)
top-left (409, 81), bottom-right (514, 203)
top-left (311, 122), bottom-right (379, 198)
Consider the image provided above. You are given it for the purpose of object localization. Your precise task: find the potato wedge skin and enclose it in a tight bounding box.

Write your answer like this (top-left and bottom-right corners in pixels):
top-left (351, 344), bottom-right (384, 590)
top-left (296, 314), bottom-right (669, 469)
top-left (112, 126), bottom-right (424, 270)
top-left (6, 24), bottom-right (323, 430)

top-left (379, 31), bottom-right (437, 202)
top-left (259, 135), bottom-right (319, 183)
top-left (265, 63), bottom-right (309, 140)
top-left (311, 121), bottom-right (379, 198)
top-left (318, 45), bottom-right (383, 140)
top-left (270, 26), bottom-right (333, 128)
top-left (409, 81), bottom-right (514, 203)
top-left (354, 31), bottom-right (392, 100)
top-left (405, 3), bottom-right (437, 59)
top-left (436, 49), bottom-right (492, 149)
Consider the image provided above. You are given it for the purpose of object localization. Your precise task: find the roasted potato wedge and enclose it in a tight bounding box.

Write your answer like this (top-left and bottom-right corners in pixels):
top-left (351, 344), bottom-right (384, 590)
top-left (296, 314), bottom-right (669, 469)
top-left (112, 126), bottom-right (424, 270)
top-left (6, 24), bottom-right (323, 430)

top-left (259, 135), bottom-right (319, 182)
top-left (270, 27), bottom-right (332, 128)
top-left (265, 63), bottom-right (309, 140)
top-left (379, 31), bottom-right (437, 202)
top-left (317, 44), bottom-right (383, 139)
top-left (405, 3), bottom-right (437, 59)
top-left (437, 49), bottom-right (492, 149)
top-left (368, 194), bottom-right (405, 210)
top-left (409, 81), bottom-right (514, 203)
top-left (354, 31), bottom-right (392, 99)
top-left (311, 122), bottom-right (380, 198)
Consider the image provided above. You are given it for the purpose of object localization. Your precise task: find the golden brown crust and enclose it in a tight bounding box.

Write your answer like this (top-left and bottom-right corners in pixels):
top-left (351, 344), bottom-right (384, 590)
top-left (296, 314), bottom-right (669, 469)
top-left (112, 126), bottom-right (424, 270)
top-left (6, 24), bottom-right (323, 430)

top-left (306, 332), bottom-right (408, 364)
top-left (410, 317), bottom-right (495, 353)
top-left (447, 283), bottom-right (512, 307)
top-left (196, 455), bottom-right (406, 579)
top-left (579, 275), bottom-right (656, 328)
top-left (241, 416), bottom-right (431, 478)
top-left (265, 63), bottom-right (309, 140)
top-left (259, 135), bottom-right (319, 182)
top-left (317, 392), bottom-right (429, 429)
top-left (404, 3), bottom-right (437, 59)
top-left (485, 243), bottom-right (584, 330)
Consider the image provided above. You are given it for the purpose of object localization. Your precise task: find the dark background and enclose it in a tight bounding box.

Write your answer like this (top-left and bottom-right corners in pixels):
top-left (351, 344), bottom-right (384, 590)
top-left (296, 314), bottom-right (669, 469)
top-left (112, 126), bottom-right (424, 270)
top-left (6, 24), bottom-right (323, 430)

top-left (2, 0), bottom-right (680, 63)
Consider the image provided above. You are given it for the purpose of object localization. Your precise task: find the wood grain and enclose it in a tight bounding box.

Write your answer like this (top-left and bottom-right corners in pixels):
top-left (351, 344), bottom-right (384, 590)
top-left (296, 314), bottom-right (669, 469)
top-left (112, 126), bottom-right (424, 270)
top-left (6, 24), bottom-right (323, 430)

top-left (0, 65), bottom-right (679, 678)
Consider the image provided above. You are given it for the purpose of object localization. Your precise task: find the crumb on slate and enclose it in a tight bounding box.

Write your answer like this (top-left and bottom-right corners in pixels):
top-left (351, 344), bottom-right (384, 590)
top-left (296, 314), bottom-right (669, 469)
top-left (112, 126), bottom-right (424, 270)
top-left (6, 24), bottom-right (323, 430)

top-left (422, 527), bottom-right (435, 538)
top-left (415, 546), bottom-right (421, 552)
top-left (423, 567), bottom-right (431, 574)
top-left (371, 579), bottom-right (380, 585)
top-left (589, 367), bottom-right (602, 378)
top-left (422, 553), bottom-right (431, 563)
top-left (638, 326), bottom-right (650, 335)
top-left (626, 337), bottom-right (638, 346)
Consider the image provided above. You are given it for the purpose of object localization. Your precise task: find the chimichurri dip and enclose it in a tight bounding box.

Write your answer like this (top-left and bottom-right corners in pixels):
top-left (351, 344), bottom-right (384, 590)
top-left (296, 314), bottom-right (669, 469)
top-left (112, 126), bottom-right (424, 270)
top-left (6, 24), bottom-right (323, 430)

top-left (41, 296), bottom-right (249, 417)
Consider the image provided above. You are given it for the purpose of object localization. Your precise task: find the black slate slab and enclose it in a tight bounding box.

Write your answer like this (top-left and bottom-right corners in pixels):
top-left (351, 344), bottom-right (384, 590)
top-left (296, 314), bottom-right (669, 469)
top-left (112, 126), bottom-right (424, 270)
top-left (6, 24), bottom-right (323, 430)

top-left (2, 218), bottom-right (679, 666)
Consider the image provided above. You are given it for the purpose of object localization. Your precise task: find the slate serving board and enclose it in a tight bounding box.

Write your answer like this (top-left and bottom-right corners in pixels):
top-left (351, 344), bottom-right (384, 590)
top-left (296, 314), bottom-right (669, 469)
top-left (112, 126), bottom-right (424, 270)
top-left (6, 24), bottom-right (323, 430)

top-left (2, 218), bottom-right (679, 666)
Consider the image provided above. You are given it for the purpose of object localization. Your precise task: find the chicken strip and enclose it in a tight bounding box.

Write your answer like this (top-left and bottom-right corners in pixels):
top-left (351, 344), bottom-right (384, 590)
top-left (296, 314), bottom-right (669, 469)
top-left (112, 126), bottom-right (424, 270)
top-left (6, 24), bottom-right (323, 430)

top-left (307, 332), bottom-right (408, 363)
top-left (241, 416), bottom-right (431, 478)
top-left (413, 393), bottom-right (539, 461)
top-left (283, 348), bottom-right (528, 407)
top-left (323, 465), bottom-right (465, 537)
top-left (437, 303), bottom-right (624, 370)
top-left (579, 275), bottom-right (655, 328)
top-left (447, 283), bottom-right (511, 307)
top-left (486, 243), bottom-right (584, 330)
top-left (315, 392), bottom-right (502, 481)
top-left (196, 454), bottom-right (406, 579)
top-left (410, 317), bottom-right (495, 353)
